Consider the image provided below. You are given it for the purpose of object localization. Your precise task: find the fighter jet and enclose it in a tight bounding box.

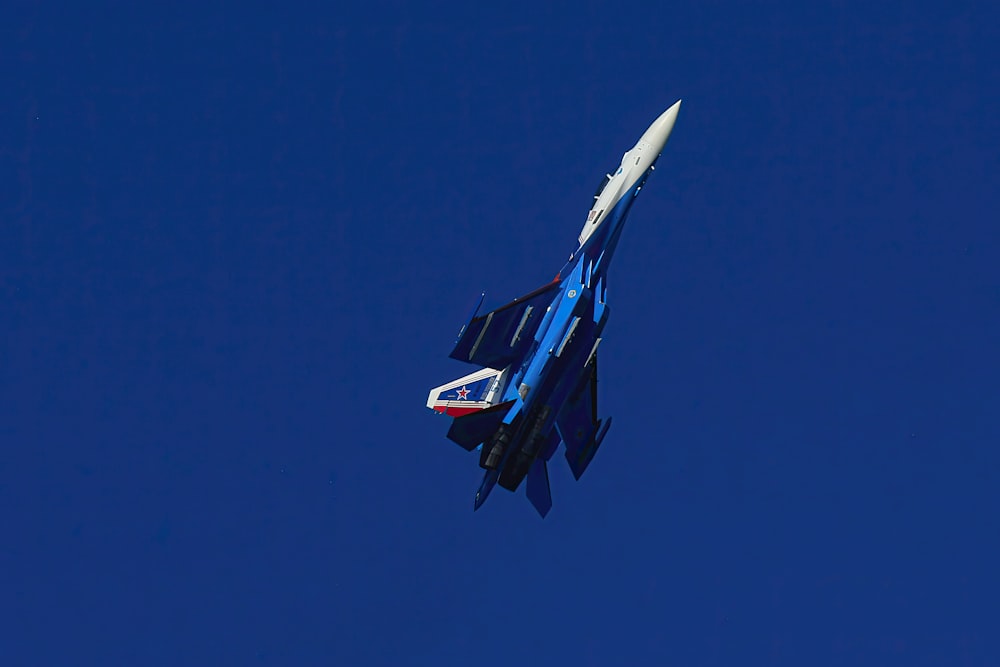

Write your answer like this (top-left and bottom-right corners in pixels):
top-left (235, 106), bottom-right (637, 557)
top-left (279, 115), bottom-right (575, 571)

top-left (427, 101), bottom-right (682, 517)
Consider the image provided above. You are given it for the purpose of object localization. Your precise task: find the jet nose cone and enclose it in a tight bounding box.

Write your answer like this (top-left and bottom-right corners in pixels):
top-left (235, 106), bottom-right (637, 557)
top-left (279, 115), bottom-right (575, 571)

top-left (639, 99), bottom-right (682, 152)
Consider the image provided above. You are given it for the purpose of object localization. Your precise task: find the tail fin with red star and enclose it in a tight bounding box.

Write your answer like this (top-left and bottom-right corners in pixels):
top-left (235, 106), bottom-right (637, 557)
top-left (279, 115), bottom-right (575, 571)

top-left (426, 367), bottom-right (507, 418)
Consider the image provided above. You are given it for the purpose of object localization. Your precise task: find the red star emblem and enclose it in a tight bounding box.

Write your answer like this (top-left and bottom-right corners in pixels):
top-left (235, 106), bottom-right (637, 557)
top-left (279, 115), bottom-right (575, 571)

top-left (456, 386), bottom-right (470, 400)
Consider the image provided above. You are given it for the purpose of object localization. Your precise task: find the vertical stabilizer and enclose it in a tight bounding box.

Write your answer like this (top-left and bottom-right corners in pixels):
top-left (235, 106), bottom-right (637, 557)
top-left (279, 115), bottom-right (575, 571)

top-left (427, 367), bottom-right (507, 417)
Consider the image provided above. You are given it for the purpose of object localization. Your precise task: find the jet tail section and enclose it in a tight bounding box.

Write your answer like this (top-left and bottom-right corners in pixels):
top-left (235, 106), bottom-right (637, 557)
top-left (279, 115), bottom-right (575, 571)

top-left (474, 468), bottom-right (500, 511)
top-left (565, 417), bottom-right (612, 480)
top-left (427, 367), bottom-right (506, 417)
top-left (446, 400), bottom-right (516, 451)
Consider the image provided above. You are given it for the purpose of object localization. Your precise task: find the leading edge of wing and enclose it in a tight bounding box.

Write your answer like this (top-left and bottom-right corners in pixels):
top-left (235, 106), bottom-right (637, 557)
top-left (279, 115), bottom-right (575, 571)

top-left (449, 279), bottom-right (562, 369)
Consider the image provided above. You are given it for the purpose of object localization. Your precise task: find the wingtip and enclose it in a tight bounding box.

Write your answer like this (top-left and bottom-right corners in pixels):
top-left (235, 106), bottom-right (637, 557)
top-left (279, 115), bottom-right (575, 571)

top-left (474, 485), bottom-right (488, 511)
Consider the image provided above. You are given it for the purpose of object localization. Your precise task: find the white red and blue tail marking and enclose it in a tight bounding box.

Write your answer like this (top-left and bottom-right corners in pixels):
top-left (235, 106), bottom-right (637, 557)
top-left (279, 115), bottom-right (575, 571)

top-left (426, 367), bottom-right (506, 417)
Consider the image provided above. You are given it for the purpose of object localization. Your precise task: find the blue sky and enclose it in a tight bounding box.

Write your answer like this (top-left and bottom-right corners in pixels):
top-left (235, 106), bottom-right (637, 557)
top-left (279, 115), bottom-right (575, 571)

top-left (5, 2), bottom-right (999, 664)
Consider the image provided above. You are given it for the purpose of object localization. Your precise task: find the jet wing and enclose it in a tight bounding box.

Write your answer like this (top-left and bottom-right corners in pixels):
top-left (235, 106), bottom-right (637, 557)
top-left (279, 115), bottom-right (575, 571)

top-left (449, 280), bottom-right (562, 369)
top-left (556, 356), bottom-right (611, 479)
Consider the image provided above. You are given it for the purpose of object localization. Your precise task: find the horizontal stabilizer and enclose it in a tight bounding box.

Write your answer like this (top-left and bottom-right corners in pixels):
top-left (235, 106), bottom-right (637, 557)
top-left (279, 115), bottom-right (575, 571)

top-left (540, 429), bottom-right (562, 462)
top-left (447, 399), bottom-right (516, 451)
top-left (526, 458), bottom-right (552, 517)
top-left (565, 417), bottom-right (612, 480)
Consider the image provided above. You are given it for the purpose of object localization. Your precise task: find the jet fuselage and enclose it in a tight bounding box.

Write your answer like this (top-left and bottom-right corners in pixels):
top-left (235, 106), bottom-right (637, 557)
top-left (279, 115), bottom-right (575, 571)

top-left (427, 101), bottom-right (682, 516)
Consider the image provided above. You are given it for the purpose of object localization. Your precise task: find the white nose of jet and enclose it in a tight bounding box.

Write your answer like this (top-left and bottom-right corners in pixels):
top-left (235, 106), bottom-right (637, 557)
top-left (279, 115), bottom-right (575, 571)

top-left (638, 99), bottom-right (682, 153)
